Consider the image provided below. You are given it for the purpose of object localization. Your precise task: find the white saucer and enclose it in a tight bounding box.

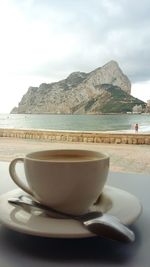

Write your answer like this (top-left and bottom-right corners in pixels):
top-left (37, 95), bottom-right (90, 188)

top-left (0, 186), bottom-right (142, 238)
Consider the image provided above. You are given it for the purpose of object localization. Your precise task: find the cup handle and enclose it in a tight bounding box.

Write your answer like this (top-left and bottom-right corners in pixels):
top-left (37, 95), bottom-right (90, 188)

top-left (9, 158), bottom-right (33, 196)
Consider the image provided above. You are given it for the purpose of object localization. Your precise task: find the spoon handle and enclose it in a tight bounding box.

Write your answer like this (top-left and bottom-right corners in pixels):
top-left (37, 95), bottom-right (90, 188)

top-left (8, 195), bottom-right (102, 220)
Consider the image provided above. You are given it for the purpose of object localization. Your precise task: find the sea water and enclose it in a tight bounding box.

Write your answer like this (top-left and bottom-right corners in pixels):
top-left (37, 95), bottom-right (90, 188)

top-left (0, 113), bottom-right (150, 132)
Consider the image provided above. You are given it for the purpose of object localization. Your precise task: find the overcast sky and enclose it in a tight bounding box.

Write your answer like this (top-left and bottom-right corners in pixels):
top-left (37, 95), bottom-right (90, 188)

top-left (0, 0), bottom-right (150, 113)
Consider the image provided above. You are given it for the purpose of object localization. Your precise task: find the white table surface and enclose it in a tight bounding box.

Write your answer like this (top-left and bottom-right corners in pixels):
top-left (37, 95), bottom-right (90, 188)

top-left (0, 161), bottom-right (149, 267)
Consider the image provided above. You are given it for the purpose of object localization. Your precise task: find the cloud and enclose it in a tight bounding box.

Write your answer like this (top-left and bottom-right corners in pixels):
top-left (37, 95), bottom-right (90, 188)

top-left (0, 0), bottom-right (150, 112)
top-left (1, 0), bottom-right (150, 81)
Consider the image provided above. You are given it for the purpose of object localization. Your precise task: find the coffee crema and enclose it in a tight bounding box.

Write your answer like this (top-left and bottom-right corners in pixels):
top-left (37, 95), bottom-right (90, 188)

top-left (33, 154), bottom-right (99, 162)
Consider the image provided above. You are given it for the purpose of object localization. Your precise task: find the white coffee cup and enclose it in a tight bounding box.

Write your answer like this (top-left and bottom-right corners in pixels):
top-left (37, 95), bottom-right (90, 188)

top-left (9, 149), bottom-right (109, 215)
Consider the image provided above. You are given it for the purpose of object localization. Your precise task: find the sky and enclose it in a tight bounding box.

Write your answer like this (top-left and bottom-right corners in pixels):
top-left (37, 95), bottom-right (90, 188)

top-left (0, 0), bottom-right (150, 113)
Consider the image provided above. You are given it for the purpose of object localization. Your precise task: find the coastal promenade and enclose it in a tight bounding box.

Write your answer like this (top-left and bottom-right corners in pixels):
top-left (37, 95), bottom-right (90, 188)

top-left (0, 136), bottom-right (150, 175)
top-left (0, 128), bottom-right (150, 145)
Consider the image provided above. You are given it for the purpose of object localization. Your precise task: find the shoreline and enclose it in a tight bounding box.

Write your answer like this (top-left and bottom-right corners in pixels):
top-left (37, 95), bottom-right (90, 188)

top-left (1, 126), bottom-right (150, 134)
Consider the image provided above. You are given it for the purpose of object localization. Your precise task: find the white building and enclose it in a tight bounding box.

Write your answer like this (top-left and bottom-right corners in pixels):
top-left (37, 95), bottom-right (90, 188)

top-left (132, 104), bottom-right (143, 113)
top-left (147, 100), bottom-right (150, 107)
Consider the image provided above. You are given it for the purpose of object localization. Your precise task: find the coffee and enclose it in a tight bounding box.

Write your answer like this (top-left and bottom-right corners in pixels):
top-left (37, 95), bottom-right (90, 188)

top-left (27, 150), bottom-right (104, 162)
top-left (32, 154), bottom-right (99, 162)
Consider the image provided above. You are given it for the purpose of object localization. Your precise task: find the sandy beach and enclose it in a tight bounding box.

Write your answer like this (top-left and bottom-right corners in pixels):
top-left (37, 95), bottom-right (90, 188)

top-left (0, 137), bottom-right (150, 175)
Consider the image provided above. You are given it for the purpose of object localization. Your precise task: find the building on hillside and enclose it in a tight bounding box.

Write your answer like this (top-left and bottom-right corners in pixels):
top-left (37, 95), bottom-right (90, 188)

top-left (147, 100), bottom-right (150, 106)
top-left (132, 104), bottom-right (143, 114)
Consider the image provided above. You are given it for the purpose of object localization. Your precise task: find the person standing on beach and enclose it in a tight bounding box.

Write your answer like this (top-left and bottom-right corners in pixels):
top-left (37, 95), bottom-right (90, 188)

top-left (135, 123), bottom-right (139, 133)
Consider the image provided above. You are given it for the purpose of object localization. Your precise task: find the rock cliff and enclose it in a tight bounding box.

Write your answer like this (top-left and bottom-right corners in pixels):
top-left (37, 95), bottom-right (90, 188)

top-left (11, 60), bottom-right (145, 114)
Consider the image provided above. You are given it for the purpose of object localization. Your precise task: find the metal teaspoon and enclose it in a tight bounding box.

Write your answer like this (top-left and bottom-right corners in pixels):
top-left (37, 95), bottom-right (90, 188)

top-left (8, 195), bottom-right (135, 243)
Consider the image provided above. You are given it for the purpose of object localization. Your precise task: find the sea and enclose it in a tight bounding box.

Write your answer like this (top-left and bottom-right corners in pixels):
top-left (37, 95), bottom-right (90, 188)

top-left (0, 113), bottom-right (150, 133)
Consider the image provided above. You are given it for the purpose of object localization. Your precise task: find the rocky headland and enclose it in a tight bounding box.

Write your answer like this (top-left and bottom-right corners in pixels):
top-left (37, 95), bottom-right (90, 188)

top-left (11, 60), bottom-right (145, 114)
